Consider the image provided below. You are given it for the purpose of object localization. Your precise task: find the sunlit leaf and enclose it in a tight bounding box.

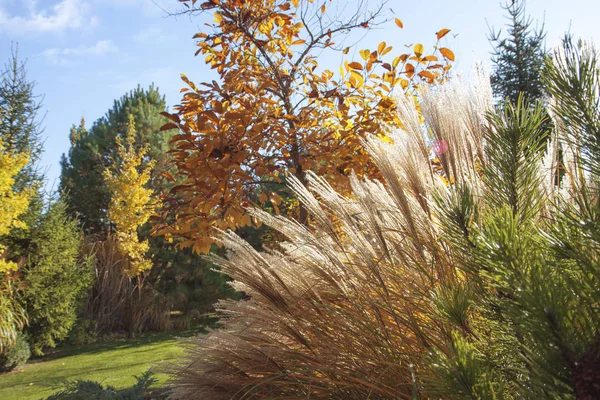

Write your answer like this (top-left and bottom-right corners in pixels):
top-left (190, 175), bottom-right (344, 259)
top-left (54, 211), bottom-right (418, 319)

top-left (436, 28), bottom-right (451, 40)
top-left (439, 47), bottom-right (455, 61)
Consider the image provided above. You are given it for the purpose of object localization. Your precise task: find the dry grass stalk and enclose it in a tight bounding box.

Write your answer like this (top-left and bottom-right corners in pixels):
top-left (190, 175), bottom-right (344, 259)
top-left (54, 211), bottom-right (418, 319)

top-left (82, 237), bottom-right (171, 335)
top-left (168, 73), bottom-right (502, 399)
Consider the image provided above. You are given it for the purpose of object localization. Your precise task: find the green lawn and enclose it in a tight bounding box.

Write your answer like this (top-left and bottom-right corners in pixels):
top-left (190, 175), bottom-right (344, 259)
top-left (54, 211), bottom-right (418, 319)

top-left (0, 330), bottom-right (201, 400)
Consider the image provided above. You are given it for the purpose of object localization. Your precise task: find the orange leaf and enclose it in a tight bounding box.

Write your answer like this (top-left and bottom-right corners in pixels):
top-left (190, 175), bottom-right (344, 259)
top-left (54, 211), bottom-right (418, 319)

top-left (394, 18), bottom-right (403, 28)
top-left (437, 28), bottom-right (451, 40)
top-left (348, 61), bottom-right (363, 70)
top-left (161, 172), bottom-right (176, 182)
top-left (204, 110), bottom-right (219, 124)
top-left (161, 123), bottom-right (179, 131)
top-left (418, 70), bottom-right (435, 80)
top-left (439, 47), bottom-right (455, 61)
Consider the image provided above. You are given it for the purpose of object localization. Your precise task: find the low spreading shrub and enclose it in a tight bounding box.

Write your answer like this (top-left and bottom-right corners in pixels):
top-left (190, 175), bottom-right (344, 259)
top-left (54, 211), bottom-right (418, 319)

top-left (45, 370), bottom-right (166, 400)
top-left (0, 333), bottom-right (30, 372)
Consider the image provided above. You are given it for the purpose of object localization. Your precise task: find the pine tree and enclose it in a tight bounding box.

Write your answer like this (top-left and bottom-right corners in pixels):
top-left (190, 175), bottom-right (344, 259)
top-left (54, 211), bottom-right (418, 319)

top-left (489, 0), bottom-right (547, 104)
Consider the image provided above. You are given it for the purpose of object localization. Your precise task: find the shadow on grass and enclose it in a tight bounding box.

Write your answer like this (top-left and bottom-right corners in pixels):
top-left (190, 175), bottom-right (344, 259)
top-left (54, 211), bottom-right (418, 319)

top-left (32, 326), bottom-right (208, 363)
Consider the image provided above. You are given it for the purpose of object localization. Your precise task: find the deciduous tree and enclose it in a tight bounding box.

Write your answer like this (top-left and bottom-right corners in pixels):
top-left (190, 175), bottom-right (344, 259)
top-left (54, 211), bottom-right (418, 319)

top-left (0, 137), bottom-right (30, 351)
top-left (155, 0), bottom-right (454, 253)
top-left (105, 115), bottom-right (156, 278)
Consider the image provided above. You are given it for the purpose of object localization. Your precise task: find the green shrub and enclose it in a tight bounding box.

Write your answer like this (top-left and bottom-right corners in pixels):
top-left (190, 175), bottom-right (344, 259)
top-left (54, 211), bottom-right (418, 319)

top-left (0, 333), bottom-right (30, 372)
top-left (23, 200), bottom-right (94, 355)
top-left (67, 318), bottom-right (97, 346)
top-left (45, 370), bottom-right (165, 400)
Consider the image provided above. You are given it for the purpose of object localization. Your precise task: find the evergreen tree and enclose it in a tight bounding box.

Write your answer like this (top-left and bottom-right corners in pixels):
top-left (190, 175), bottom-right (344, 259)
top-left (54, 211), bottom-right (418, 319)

top-left (0, 46), bottom-right (46, 263)
top-left (22, 200), bottom-right (93, 355)
top-left (60, 85), bottom-right (174, 234)
top-left (0, 46), bottom-right (44, 190)
top-left (489, 0), bottom-right (547, 104)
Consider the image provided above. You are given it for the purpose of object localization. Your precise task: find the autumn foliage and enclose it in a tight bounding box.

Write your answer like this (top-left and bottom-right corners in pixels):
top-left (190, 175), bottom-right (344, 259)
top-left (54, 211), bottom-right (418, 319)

top-left (105, 115), bottom-right (156, 277)
top-left (155, 0), bottom-right (454, 253)
top-left (0, 139), bottom-right (30, 274)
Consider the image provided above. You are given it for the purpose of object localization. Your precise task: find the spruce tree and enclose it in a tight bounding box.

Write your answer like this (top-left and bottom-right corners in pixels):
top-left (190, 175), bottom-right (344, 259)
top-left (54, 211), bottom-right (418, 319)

top-left (0, 45), bottom-right (44, 191)
top-left (489, 0), bottom-right (547, 104)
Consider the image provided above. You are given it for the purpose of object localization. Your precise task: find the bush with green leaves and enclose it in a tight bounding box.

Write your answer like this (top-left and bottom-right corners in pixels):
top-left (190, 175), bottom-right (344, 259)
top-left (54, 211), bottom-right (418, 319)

top-left (0, 332), bottom-right (30, 372)
top-left (22, 200), bottom-right (94, 355)
top-left (168, 39), bottom-right (600, 399)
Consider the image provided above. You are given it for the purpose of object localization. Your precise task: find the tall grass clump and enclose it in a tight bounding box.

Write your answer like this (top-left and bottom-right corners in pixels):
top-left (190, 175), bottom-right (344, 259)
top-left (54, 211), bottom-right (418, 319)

top-left (82, 237), bottom-right (171, 336)
top-left (168, 39), bottom-right (600, 399)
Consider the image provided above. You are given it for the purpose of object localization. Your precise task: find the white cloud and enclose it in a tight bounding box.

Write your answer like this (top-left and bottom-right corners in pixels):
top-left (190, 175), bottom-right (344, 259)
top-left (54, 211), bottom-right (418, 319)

top-left (0, 0), bottom-right (96, 35)
top-left (42, 40), bottom-right (118, 64)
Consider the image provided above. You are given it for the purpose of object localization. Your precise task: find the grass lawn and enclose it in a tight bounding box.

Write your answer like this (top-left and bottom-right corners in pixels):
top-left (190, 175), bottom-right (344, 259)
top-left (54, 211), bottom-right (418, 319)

top-left (0, 329), bottom-right (202, 400)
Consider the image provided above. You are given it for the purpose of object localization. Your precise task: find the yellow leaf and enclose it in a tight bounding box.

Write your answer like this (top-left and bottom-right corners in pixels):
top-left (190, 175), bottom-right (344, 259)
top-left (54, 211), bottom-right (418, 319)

top-left (394, 18), bottom-right (403, 28)
top-left (439, 47), bottom-right (455, 61)
top-left (360, 49), bottom-right (370, 60)
top-left (414, 43), bottom-right (424, 58)
top-left (378, 42), bottom-right (386, 55)
top-left (350, 70), bottom-right (364, 84)
top-left (380, 46), bottom-right (393, 56)
top-left (213, 12), bottom-right (222, 23)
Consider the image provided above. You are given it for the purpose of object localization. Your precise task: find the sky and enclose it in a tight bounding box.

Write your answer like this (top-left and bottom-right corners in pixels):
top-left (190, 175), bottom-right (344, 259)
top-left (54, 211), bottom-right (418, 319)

top-left (0, 0), bottom-right (599, 192)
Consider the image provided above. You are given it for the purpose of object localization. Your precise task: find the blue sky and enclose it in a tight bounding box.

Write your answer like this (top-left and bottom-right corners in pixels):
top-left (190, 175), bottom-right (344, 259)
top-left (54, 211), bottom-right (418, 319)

top-left (0, 0), bottom-right (599, 192)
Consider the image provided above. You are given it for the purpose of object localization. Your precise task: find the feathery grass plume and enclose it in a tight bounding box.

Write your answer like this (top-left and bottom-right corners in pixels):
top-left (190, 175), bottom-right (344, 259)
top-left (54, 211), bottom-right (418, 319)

top-left (167, 72), bottom-right (492, 399)
top-left (169, 41), bottom-right (600, 399)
